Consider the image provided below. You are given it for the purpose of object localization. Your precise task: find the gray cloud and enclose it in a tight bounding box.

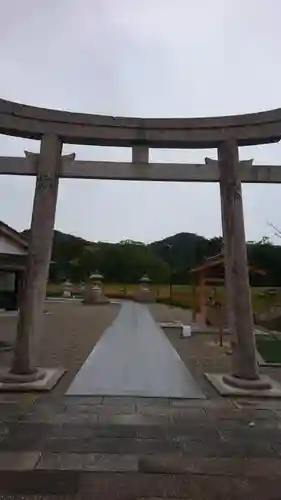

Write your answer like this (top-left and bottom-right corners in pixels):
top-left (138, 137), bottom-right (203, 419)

top-left (0, 0), bottom-right (281, 243)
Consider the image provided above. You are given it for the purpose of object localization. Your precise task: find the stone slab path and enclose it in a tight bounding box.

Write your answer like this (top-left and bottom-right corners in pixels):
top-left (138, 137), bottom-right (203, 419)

top-left (67, 301), bottom-right (205, 398)
top-left (1, 395), bottom-right (281, 498)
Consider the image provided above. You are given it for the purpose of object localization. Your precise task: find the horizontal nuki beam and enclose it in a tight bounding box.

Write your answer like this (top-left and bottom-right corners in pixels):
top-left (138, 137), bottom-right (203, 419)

top-left (0, 157), bottom-right (281, 183)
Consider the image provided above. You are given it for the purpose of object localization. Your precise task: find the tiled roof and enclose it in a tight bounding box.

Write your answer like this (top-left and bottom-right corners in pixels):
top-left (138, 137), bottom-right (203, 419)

top-left (0, 220), bottom-right (28, 249)
top-left (190, 252), bottom-right (265, 276)
top-left (190, 254), bottom-right (224, 274)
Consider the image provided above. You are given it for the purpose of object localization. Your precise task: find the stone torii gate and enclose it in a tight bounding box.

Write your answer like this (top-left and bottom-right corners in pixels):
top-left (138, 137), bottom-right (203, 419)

top-left (1, 98), bottom-right (281, 395)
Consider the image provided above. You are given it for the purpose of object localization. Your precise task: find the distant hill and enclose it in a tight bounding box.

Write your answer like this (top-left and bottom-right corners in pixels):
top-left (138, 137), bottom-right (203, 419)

top-left (21, 229), bottom-right (281, 286)
top-left (150, 233), bottom-right (223, 282)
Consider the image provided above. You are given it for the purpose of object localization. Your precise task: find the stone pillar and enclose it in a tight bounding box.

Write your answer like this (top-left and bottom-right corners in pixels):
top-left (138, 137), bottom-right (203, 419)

top-left (10, 134), bottom-right (62, 378)
top-left (219, 178), bottom-right (236, 341)
top-left (132, 146), bottom-right (149, 163)
top-left (218, 139), bottom-right (258, 380)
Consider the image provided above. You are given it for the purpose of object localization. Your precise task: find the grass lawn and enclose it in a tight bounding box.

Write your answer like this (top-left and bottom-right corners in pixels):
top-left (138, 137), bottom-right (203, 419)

top-left (256, 334), bottom-right (281, 364)
top-left (0, 340), bottom-right (13, 352)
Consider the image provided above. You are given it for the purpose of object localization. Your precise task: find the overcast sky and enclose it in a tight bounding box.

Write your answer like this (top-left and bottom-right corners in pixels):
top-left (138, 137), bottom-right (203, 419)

top-left (1, 0), bottom-right (281, 243)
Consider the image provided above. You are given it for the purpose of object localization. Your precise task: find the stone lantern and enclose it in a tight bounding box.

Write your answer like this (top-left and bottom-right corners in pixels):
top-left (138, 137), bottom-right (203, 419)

top-left (136, 273), bottom-right (155, 303)
top-left (82, 270), bottom-right (109, 305)
top-left (140, 273), bottom-right (150, 286)
top-left (90, 270), bottom-right (104, 285)
top-left (62, 279), bottom-right (72, 298)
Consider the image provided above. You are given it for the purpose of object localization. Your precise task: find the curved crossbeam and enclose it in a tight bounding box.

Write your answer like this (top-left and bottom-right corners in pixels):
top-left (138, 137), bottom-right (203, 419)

top-left (0, 98), bottom-right (281, 147)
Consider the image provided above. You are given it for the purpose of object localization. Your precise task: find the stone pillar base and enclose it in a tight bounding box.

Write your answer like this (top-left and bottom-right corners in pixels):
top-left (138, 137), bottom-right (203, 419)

top-left (222, 374), bottom-right (271, 391)
top-left (135, 291), bottom-right (155, 303)
top-left (82, 295), bottom-right (110, 305)
top-left (0, 367), bottom-right (65, 392)
top-left (205, 372), bottom-right (281, 397)
top-left (82, 286), bottom-right (109, 305)
top-left (2, 368), bottom-right (46, 384)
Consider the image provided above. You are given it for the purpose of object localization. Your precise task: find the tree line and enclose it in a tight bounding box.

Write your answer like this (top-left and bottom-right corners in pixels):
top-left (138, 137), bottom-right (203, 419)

top-left (22, 230), bottom-right (281, 286)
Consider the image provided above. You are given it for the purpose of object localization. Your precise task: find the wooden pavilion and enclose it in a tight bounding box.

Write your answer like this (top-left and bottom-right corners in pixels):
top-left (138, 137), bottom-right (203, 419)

top-left (190, 253), bottom-right (265, 327)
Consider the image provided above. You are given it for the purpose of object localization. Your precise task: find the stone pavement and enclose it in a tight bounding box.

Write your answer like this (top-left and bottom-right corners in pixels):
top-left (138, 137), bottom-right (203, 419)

top-left (67, 301), bottom-right (204, 398)
top-left (1, 394), bottom-right (281, 498)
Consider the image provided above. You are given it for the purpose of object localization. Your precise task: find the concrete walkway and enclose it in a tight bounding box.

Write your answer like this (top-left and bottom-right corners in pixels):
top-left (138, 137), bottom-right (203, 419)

top-left (67, 301), bottom-right (205, 398)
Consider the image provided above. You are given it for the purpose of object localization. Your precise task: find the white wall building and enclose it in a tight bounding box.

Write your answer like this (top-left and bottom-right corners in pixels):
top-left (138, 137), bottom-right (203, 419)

top-left (0, 221), bottom-right (28, 310)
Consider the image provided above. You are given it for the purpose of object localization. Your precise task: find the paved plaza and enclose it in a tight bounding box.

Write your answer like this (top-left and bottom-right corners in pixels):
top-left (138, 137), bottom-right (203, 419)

top-left (1, 301), bottom-right (281, 498)
top-left (1, 394), bottom-right (281, 498)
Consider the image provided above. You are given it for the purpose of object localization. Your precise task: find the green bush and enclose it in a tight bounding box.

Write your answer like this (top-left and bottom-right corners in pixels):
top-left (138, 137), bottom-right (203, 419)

top-left (46, 291), bottom-right (63, 297)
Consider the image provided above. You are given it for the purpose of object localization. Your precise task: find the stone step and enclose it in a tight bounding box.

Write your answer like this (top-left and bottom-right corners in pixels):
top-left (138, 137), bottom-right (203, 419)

top-left (138, 455), bottom-right (281, 477)
top-left (2, 421), bottom-right (280, 455)
top-left (0, 470), bottom-right (280, 499)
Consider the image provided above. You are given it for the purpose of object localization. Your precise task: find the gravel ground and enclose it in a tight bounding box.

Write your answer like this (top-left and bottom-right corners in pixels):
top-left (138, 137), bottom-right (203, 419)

top-left (149, 302), bottom-right (193, 324)
top-left (0, 300), bottom-right (120, 394)
top-left (149, 303), bottom-right (281, 400)
top-left (149, 303), bottom-right (228, 398)
top-left (1, 300), bottom-right (281, 401)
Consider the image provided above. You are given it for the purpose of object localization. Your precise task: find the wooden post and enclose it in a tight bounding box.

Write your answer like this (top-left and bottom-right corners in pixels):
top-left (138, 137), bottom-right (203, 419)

top-left (198, 273), bottom-right (206, 325)
top-left (218, 303), bottom-right (223, 347)
top-left (191, 282), bottom-right (196, 321)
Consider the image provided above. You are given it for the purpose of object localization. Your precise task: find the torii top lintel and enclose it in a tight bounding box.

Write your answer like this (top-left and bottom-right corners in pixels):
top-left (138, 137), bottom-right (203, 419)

top-left (1, 98), bottom-right (281, 148)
